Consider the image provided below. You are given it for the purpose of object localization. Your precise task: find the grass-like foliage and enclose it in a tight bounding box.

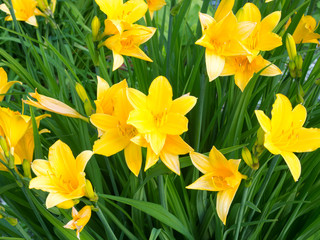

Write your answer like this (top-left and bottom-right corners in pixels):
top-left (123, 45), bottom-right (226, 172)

top-left (1, 0), bottom-right (320, 239)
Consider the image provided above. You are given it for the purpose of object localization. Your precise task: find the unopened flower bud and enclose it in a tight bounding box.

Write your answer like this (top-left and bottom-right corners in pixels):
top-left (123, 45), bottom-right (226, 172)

top-left (294, 54), bottom-right (303, 77)
top-left (289, 60), bottom-right (296, 78)
top-left (0, 136), bottom-right (9, 159)
top-left (242, 147), bottom-right (253, 167)
top-left (22, 159), bottom-right (31, 178)
top-left (91, 16), bottom-right (101, 42)
top-left (85, 180), bottom-right (98, 201)
top-left (37, 0), bottom-right (49, 12)
top-left (286, 33), bottom-right (297, 61)
top-left (5, 217), bottom-right (18, 226)
top-left (75, 83), bottom-right (94, 116)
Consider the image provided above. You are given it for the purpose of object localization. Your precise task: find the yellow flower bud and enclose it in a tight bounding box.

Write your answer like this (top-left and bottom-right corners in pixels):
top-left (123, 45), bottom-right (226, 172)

top-left (242, 147), bottom-right (253, 167)
top-left (91, 16), bottom-right (101, 42)
top-left (286, 33), bottom-right (297, 61)
top-left (75, 83), bottom-right (94, 116)
top-left (5, 217), bottom-right (18, 226)
top-left (0, 136), bottom-right (9, 159)
top-left (85, 180), bottom-right (98, 201)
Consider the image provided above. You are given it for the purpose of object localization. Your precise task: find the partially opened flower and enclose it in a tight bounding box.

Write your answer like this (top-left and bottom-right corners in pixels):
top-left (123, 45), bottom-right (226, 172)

top-left (196, 3), bottom-right (255, 81)
top-left (187, 146), bottom-right (246, 224)
top-left (0, 68), bottom-right (21, 102)
top-left (131, 134), bottom-right (193, 175)
top-left (95, 0), bottom-right (148, 35)
top-left (127, 76), bottom-right (197, 155)
top-left (236, 3), bottom-right (282, 59)
top-left (146, 0), bottom-right (166, 19)
top-left (103, 25), bottom-right (156, 71)
top-left (292, 15), bottom-right (320, 44)
top-left (221, 55), bottom-right (282, 91)
top-left (23, 90), bottom-right (88, 121)
top-left (0, 0), bottom-right (44, 27)
top-left (64, 206), bottom-right (92, 239)
top-left (90, 79), bottom-right (142, 176)
top-left (29, 140), bottom-right (93, 208)
top-left (0, 107), bottom-right (48, 171)
top-left (255, 94), bottom-right (320, 181)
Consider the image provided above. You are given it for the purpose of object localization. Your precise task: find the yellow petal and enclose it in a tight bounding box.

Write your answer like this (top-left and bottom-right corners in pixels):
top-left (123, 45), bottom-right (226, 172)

top-left (145, 146), bottom-right (159, 171)
top-left (97, 76), bottom-right (110, 101)
top-left (170, 94), bottom-right (197, 115)
top-left (189, 151), bottom-right (212, 174)
top-left (147, 76), bottom-right (173, 114)
top-left (234, 69), bottom-right (254, 92)
top-left (95, 0), bottom-right (122, 16)
top-left (237, 21), bottom-right (257, 41)
top-left (26, 15), bottom-right (38, 27)
top-left (209, 146), bottom-right (229, 168)
top-left (127, 109), bottom-right (155, 133)
top-left (286, 128), bottom-right (320, 153)
top-left (205, 50), bottom-right (225, 81)
top-left (257, 32), bottom-right (282, 51)
top-left (90, 113), bottom-right (118, 131)
top-left (255, 110), bottom-right (271, 133)
top-left (93, 129), bottom-right (129, 156)
top-left (76, 150), bottom-right (93, 173)
top-left (130, 134), bottom-right (148, 147)
top-left (163, 135), bottom-right (193, 155)
top-left (271, 94), bottom-right (293, 134)
top-left (121, 46), bottom-right (153, 62)
top-left (260, 62), bottom-right (282, 76)
top-left (0, 81), bottom-right (22, 101)
top-left (31, 159), bottom-right (51, 176)
top-left (146, 132), bottom-right (166, 155)
top-left (160, 151), bottom-right (180, 175)
top-left (214, 0), bottom-right (235, 22)
top-left (216, 185), bottom-right (239, 225)
top-left (281, 151), bottom-right (301, 182)
top-left (160, 113), bottom-right (188, 135)
top-left (199, 12), bottom-right (215, 33)
top-left (122, 0), bottom-right (148, 24)
top-left (186, 173), bottom-right (218, 191)
top-left (0, 4), bottom-right (10, 15)
top-left (29, 176), bottom-right (57, 192)
top-left (126, 88), bottom-right (147, 109)
top-left (292, 104), bottom-right (307, 128)
top-left (46, 193), bottom-right (72, 209)
top-left (260, 11), bottom-right (281, 32)
top-left (237, 3), bottom-right (261, 22)
top-left (56, 200), bottom-right (75, 209)
top-left (112, 51), bottom-right (124, 71)
top-left (124, 142), bottom-right (142, 176)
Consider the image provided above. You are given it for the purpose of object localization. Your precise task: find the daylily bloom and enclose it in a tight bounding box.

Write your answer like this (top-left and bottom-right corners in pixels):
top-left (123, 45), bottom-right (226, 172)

top-left (95, 0), bottom-right (148, 35)
top-left (255, 94), bottom-right (320, 181)
top-left (90, 79), bottom-right (142, 176)
top-left (292, 15), bottom-right (320, 44)
top-left (64, 206), bottom-right (92, 239)
top-left (0, 0), bottom-right (44, 27)
top-left (0, 107), bottom-right (48, 171)
top-left (221, 55), bottom-right (282, 91)
top-left (29, 140), bottom-right (93, 208)
top-left (187, 146), bottom-right (246, 224)
top-left (0, 68), bottom-right (21, 102)
top-left (131, 134), bottom-right (193, 175)
top-left (23, 90), bottom-right (88, 121)
top-left (146, 0), bottom-right (166, 19)
top-left (196, 6), bottom-right (255, 81)
top-left (127, 76), bottom-right (197, 155)
top-left (236, 3), bottom-right (282, 59)
top-left (103, 25), bottom-right (156, 71)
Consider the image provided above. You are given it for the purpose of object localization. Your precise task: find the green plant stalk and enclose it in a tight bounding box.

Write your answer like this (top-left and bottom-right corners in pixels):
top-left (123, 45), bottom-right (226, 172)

top-left (96, 203), bottom-right (117, 240)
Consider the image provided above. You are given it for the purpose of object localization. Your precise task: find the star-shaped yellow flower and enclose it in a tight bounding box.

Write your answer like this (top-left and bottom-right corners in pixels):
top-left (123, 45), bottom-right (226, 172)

top-left (187, 146), bottom-right (246, 225)
top-left (255, 94), bottom-right (320, 181)
top-left (29, 140), bottom-right (93, 209)
top-left (292, 15), bottom-right (320, 44)
top-left (0, 0), bottom-right (44, 27)
top-left (127, 76), bottom-right (197, 155)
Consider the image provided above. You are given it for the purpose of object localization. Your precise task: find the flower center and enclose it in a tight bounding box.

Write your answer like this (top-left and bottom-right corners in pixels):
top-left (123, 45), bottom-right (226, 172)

top-left (118, 122), bottom-right (137, 138)
top-left (153, 111), bottom-right (167, 128)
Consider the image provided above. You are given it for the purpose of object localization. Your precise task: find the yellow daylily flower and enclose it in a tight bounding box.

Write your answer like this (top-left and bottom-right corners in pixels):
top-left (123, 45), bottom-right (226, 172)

top-left (0, 68), bottom-right (21, 102)
top-left (236, 3), bottom-right (282, 59)
top-left (23, 90), bottom-right (88, 121)
top-left (95, 0), bottom-right (148, 35)
top-left (127, 76), bottom-right (197, 155)
top-left (0, 0), bottom-right (44, 27)
top-left (29, 140), bottom-right (93, 208)
top-left (0, 107), bottom-right (48, 171)
top-left (103, 25), bottom-right (156, 71)
top-left (196, 10), bottom-right (255, 81)
top-left (90, 79), bottom-right (142, 176)
top-left (292, 15), bottom-right (320, 44)
top-left (146, 0), bottom-right (166, 19)
top-left (64, 206), bottom-right (92, 239)
top-left (255, 94), bottom-right (320, 181)
top-left (221, 55), bottom-right (282, 91)
top-left (187, 146), bottom-right (246, 225)
top-left (131, 134), bottom-right (193, 175)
